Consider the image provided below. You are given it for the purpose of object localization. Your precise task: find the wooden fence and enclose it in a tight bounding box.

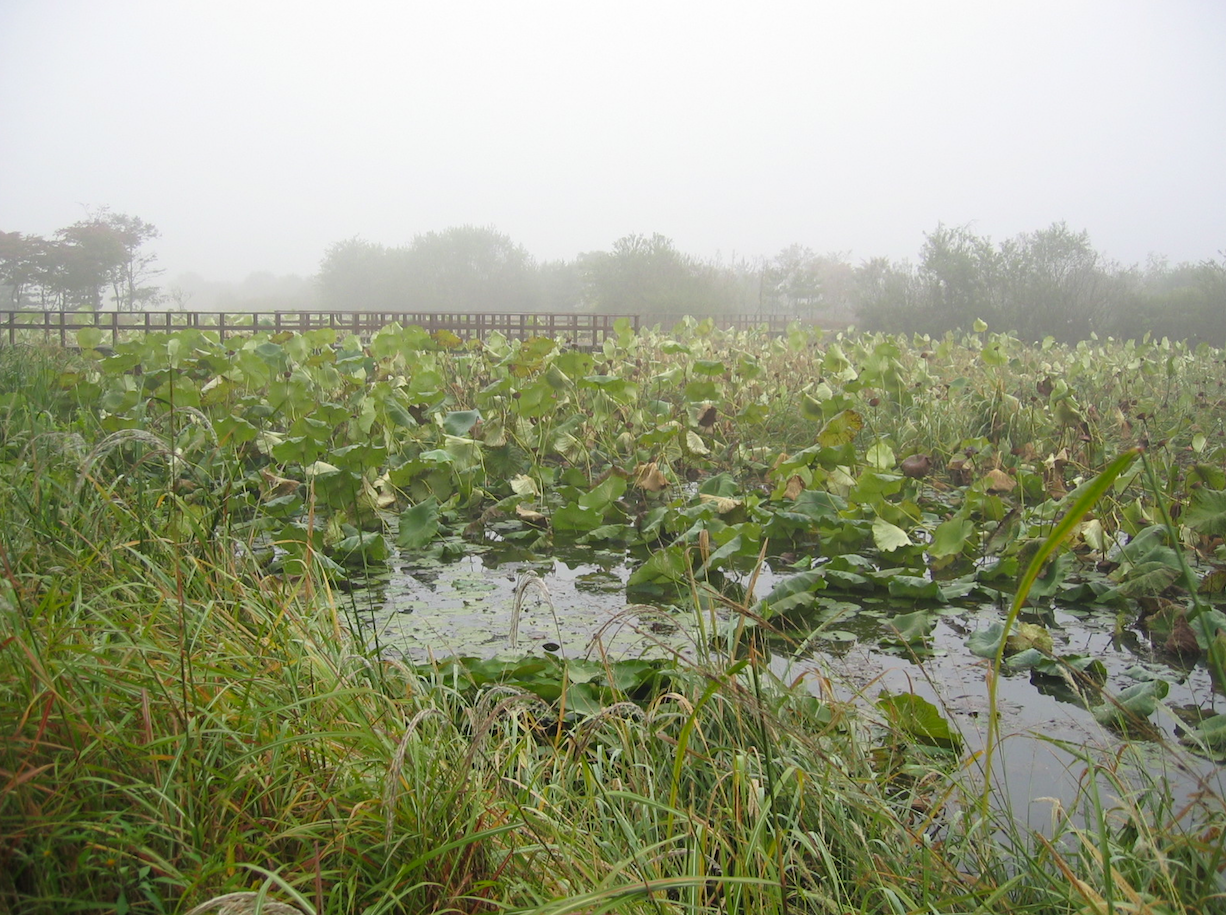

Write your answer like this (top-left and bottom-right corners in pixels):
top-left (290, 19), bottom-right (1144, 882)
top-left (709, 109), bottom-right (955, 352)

top-left (0, 309), bottom-right (797, 349)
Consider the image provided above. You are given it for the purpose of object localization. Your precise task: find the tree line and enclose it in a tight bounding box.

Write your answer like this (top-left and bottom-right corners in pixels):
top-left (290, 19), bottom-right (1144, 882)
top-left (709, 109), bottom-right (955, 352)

top-left (317, 222), bottom-right (1225, 345)
top-left (3, 213), bottom-right (1222, 345)
top-left (0, 209), bottom-right (162, 312)
top-left (314, 227), bottom-right (858, 323)
top-left (856, 223), bottom-right (1226, 346)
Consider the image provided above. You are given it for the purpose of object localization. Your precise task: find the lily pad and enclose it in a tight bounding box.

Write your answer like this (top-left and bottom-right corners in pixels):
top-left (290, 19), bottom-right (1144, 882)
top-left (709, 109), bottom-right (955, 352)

top-left (876, 692), bottom-right (962, 750)
top-left (1092, 679), bottom-right (1169, 731)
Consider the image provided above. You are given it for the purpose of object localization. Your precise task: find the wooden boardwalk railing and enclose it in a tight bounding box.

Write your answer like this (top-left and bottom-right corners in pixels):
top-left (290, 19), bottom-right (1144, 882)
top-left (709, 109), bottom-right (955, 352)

top-left (0, 309), bottom-right (797, 349)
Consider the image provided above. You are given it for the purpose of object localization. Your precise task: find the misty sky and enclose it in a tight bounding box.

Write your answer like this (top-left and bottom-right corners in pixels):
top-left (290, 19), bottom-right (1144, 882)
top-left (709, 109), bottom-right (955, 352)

top-left (2, 0), bottom-right (1224, 283)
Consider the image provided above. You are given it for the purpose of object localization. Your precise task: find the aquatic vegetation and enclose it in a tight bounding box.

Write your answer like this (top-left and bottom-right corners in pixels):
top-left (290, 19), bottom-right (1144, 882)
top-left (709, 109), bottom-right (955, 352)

top-left (2, 324), bottom-right (1225, 913)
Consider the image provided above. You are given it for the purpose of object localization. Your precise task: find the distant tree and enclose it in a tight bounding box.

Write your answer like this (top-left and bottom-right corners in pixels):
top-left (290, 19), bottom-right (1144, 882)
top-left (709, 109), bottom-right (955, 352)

top-left (855, 223), bottom-right (1125, 343)
top-left (403, 225), bottom-right (537, 312)
top-left (997, 222), bottom-right (1112, 343)
top-left (762, 246), bottom-right (856, 318)
top-left (1109, 253), bottom-right (1226, 346)
top-left (579, 233), bottom-right (741, 315)
top-left (855, 256), bottom-right (923, 333)
top-left (318, 227), bottom-right (538, 312)
top-left (0, 231), bottom-right (42, 306)
top-left (0, 212), bottom-right (162, 311)
top-left (317, 238), bottom-right (400, 310)
top-left (916, 223), bottom-right (1005, 333)
top-left (100, 211), bottom-right (163, 311)
top-left (536, 259), bottom-right (583, 311)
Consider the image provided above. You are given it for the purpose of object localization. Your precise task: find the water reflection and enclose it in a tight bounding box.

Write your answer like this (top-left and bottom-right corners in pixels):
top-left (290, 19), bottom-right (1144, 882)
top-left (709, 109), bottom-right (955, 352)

top-left (342, 541), bottom-right (1225, 827)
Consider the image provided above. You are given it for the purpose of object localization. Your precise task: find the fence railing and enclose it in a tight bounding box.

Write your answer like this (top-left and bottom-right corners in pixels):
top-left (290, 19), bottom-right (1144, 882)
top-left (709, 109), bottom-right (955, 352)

top-left (0, 309), bottom-right (799, 349)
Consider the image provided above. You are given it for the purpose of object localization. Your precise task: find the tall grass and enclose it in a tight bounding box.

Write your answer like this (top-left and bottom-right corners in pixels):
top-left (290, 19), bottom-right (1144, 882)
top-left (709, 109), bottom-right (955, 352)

top-left (2, 343), bottom-right (1224, 914)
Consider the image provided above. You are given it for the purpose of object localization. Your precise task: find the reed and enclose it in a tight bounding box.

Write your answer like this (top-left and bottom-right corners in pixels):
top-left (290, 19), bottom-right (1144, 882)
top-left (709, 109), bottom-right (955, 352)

top-left (2, 343), bottom-right (1223, 914)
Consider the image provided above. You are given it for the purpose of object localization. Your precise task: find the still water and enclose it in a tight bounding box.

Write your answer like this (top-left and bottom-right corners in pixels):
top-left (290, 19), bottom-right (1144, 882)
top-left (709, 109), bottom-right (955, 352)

top-left (339, 542), bottom-right (1225, 831)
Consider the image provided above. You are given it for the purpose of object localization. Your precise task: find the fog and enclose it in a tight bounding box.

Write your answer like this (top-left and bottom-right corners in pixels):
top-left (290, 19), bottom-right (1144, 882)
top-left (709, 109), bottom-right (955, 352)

top-left (1, 0), bottom-right (1223, 283)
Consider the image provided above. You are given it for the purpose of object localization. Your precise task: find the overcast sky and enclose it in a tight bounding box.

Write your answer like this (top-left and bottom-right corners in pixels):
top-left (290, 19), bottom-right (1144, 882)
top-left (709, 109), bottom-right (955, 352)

top-left (2, 0), bottom-right (1224, 283)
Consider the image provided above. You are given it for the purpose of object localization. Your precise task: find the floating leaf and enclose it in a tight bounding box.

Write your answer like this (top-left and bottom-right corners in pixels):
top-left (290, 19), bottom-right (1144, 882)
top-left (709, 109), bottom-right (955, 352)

top-left (929, 517), bottom-right (974, 559)
top-left (865, 441), bottom-right (895, 471)
top-left (1181, 714), bottom-right (1226, 759)
top-left (1109, 525), bottom-right (1181, 597)
top-left (510, 474), bottom-right (539, 497)
top-left (801, 393), bottom-right (824, 421)
top-left (627, 545), bottom-right (688, 587)
top-left (397, 498), bottom-right (440, 550)
top-left (1007, 650), bottom-right (1107, 684)
top-left (684, 431), bottom-right (710, 456)
top-left (514, 504), bottom-right (546, 524)
top-left (759, 570), bottom-right (828, 617)
top-left (967, 622), bottom-right (1006, 658)
top-left (579, 474), bottom-right (627, 514)
top-left (872, 517), bottom-right (912, 552)
top-left (1092, 679), bottom-right (1169, 730)
top-left (1200, 570), bottom-right (1226, 594)
top-left (699, 493), bottom-right (743, 514)
top-left (1007, 622), bottom-right (1053, 654)
top-left (76, 326), bottom-right (104, 350)
top-left (887, 576), bottom-right (942, 600)
top-left (886, 610), bottom-right (934, 644)
top-left (876, 692), bottom-right (962, 750)
top-left (553, 502), bottom-right (603, 533)
top-left (333, 530), bottom-right (390, 566)
top-left (980, 469), bottom-right (1016, 493)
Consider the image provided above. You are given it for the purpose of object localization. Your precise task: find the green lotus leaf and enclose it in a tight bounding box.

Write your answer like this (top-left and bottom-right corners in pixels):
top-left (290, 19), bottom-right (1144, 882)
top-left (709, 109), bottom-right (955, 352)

top-left (1092, 679), bottom-right (1169, 730)
top-left (876, 692), bottom-right (962, 750)
top-left (443, 409), bottom-right (482, 436)
top-left (397, 497), bottom-right (440, 550)
top-left (930, 517), bottom-right (975, 560)
top-left (886, 610), bottom-right (934, 644)
top-left (759, 570), bottom-right (828, 618)
top-left (887, 576), bottom-right (942, 600)
top-left (872, 517), bottom-right (912, 553)
top-left (1183, 488), bottom-right (1226, 537)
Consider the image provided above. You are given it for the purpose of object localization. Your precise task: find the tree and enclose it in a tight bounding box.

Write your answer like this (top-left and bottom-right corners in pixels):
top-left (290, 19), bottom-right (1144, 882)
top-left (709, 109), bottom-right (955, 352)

top-left (403, 226), bottom-right (537, 312)
top-left (916, 223), bottom-right (1005, 333)
top-left (762, 246), bottom-right (856, 318)
top-left (1, 210), bottom-right (163, 311)
top-left (579, 233), bottom-right (743, 315)
top-left (855, 256), bottom-right (922, 333)
top-left (100, 211), bottom-right (163, 311)
top-left (1110, 253), bottom-right (1226, 346)
top-left (0, 232), bottom-right (42, 306)
top-left (997, 222), bottom-right (1111, 343)
top-left (853, 223), bottom-right (1122, 343)
top-left (317, 238), bottom-right (399, 311)
top-left (317, 227), bottom-right (539, 313)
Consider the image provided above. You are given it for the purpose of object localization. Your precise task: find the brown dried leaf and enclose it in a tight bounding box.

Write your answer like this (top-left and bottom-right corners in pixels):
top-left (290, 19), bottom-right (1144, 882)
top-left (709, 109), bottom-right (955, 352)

top-left (633, 461), bottom-right (668, 492)
top-left (981, 468), bottom-right (1016, 493)
top-left (515, 504), bottom-right (547, 524)
top-left (260, 469), bottom-right (301, 499)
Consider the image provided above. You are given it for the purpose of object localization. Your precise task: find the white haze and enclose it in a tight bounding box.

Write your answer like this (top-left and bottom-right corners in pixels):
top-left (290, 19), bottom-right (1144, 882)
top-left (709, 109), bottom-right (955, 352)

top-left (1, 0), bottom-right (1223, 283)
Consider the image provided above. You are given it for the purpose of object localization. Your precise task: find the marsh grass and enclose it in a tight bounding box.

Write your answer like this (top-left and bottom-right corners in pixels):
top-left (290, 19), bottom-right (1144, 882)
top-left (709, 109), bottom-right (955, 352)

top-left (2, 343), bottom-right (1224, 914)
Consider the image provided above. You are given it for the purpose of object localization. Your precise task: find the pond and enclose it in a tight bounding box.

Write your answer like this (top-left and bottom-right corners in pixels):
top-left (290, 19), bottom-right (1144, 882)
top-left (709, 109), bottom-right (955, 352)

top-left (339, 540), bottom-right (1226, 830)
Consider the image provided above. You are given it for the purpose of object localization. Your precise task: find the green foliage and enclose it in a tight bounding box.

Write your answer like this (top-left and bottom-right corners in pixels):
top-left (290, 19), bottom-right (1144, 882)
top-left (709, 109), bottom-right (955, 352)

top-left (6, 323), bottom-right (1226, 915)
